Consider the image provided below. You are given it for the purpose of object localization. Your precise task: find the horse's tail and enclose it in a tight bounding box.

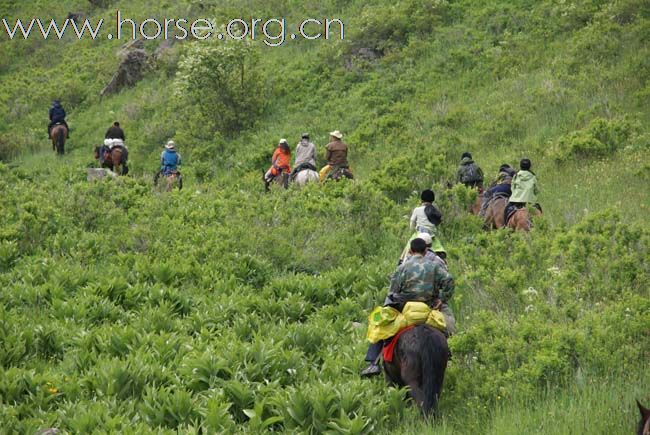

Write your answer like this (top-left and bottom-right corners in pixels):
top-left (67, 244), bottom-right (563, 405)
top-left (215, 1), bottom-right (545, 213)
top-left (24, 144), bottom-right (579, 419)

top-left (56, 127), bottom-right (65, 154)
top-left (418, 326), bottom-right (448, 415)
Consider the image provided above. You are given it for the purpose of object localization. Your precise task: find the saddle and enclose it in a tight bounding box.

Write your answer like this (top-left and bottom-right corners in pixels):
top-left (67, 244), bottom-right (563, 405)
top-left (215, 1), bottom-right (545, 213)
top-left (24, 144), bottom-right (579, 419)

top-left (328, 166), bottom-right (354, 180)
top-left (504, 203), bottom-right (523, 225)
top-left (293, 162), bottom-right (317, 174)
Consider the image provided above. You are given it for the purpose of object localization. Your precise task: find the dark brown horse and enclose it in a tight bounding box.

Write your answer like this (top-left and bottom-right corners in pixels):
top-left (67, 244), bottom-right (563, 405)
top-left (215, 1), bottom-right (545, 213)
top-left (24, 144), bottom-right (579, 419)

top-left (638, 400), bottom-right (650, 435)
top-left (264, 171), bottom-right (289, 191)
top-left (383, 325), bottom-right (448, 416)
top-left (94, 145), bottom-right (127, 175)
top-left (50, 124), bottom-right (67, 155)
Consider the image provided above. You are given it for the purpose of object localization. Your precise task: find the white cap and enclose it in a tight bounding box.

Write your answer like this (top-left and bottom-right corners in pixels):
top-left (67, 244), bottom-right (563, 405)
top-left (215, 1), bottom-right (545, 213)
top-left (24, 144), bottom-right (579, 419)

top-left (417, 233), bottom-right (433, 245)
top-left (165, 140), bottom-right (175, 149)
top-left (279, 138), bottom-right (288, 145)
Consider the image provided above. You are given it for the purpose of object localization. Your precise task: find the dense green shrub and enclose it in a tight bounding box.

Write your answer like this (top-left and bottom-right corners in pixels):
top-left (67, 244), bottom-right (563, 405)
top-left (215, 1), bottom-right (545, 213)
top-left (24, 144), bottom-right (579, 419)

top-left (174, 38), bottom-right (267, 137)
top-left (548, 117), bottom-right (639, 162)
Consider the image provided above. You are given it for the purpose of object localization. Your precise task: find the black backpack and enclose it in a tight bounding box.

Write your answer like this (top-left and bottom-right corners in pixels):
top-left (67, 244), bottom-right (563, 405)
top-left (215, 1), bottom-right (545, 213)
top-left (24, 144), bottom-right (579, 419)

top-left (461, 163), bottom-right (481, 184)
top-left (424, 204), bottom-right (442, 226)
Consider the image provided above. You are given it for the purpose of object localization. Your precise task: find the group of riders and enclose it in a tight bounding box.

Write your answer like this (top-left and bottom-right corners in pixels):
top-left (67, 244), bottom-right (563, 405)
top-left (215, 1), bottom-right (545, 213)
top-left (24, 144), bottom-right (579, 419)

top-left (49, 101), bottom-right (542, 380)
top-left (263, 130), bottom-right (354, 190)
top-left (360, 153), bottom-right (541, 377)
top-left (48, 101), bottom-right (182, 184)
top-left (456, 151), bottom-right (541, 227)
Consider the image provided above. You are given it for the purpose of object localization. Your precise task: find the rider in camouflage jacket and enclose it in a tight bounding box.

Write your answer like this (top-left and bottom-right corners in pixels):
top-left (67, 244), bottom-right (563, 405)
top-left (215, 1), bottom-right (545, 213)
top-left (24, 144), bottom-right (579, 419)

top-left (385, 254), bottom-right (454, 307)
top-left (361, 238), bottom-right (455, 378)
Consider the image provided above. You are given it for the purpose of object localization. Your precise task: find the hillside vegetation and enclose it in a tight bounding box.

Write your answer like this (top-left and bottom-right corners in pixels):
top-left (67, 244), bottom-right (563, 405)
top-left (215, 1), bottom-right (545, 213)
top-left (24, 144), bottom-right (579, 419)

top-left (0, 0), bottom-right (649, 433)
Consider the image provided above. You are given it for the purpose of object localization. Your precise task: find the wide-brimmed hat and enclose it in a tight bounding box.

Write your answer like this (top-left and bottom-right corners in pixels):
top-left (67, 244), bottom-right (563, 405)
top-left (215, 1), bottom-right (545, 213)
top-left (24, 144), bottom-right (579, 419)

top-left (165, 141), bottom-right (176, 149)
top-left (329, 130), bottom-right (343, 139)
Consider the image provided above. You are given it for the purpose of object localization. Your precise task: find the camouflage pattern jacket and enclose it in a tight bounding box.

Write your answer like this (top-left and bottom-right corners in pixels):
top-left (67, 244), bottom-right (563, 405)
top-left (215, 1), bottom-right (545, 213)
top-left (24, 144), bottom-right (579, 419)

top-left (385, 254), bottom-right (454, 307)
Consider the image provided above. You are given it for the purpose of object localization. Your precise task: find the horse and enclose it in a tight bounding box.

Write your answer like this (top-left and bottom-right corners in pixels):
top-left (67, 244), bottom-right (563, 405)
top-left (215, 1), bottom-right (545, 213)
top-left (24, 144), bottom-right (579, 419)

top-left (327, 166), bottom-right (354, 181)
top-left (94, 145), bottom-right (127, 175)
top-left (383, 324), bottom-right (449, 416)
top-left (50, 124), bottom-right (67, 155)
top-left (638, 400), bottom-right (650, 435)
top-left (470, 191), bottom-right (483, 215)
top-left (155, 170), bottom-right (182, 192)
top-left (264, 171), bottom-right (289, 191)
top-left (293, 169), bottom-right (319, 187)
top-left (506, 205), bottom-right (541, 232)
top-left (483, 194), bottom-right (509, 229)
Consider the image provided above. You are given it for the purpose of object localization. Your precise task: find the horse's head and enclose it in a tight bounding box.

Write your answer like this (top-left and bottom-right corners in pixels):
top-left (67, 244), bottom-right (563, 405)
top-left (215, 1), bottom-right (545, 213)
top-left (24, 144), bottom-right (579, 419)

top-left (638, 400), bottom-right (650, 435)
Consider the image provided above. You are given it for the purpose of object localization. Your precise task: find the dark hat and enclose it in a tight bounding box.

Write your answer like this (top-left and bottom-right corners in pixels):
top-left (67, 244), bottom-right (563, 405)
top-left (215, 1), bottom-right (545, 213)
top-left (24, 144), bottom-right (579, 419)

top-left (520, 158), bottom-right (532, 170)
top-left (499, 163), bottom-right (511, 172)
top-left (462, 152), bottom-right (472, 159)
top-left (421, 189), bottom-right (435, 202)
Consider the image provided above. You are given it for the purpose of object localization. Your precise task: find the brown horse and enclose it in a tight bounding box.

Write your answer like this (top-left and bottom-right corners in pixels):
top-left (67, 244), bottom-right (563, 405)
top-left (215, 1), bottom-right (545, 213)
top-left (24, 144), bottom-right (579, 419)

top-left (470, 191), bottom-right (484, 215)
top-left (383, 325), bottom-right (448, 416)
top-left (94, 145), bottom-right (127, 175)
top-left (638, 400), bottom-right (650, 435)
top-left (483, 195), bottom-right (508, 229)
top-left (154, 170), bottom-right (182, 192)
top-left (506, 206), bottom-right (541, 232)
top-left (50, 124), bottom-right (67, 155)
top-left (110, 147), bottom-right (126, 175)
top-left (163, 171), bottom-right (181, 191)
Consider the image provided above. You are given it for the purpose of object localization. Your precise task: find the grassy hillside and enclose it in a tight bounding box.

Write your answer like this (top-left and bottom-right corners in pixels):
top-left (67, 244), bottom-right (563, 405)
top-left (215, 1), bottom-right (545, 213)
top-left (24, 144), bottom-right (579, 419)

top-left (1, 0), bottom-right (649, 433)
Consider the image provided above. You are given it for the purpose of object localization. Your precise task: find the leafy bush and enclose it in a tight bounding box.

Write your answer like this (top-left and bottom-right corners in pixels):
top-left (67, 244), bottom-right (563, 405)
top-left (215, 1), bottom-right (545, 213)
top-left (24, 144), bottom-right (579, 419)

top-left (174, 37), bottom-right (266, 137)
top-left (549, 117), bottom-right (639, 162)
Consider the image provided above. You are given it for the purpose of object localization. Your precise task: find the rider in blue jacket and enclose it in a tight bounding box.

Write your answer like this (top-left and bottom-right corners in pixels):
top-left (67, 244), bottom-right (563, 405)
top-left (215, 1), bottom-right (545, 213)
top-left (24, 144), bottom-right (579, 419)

top-left (48, 100), bottom-right (69, 138)
top-left (160, 141), bottom-right (181, 175)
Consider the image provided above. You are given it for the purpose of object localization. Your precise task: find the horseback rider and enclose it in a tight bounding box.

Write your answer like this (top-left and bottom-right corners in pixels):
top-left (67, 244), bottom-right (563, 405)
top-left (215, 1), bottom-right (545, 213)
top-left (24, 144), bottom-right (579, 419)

top-left (291, 133), bottom-right (317, 178)
top-left (478, 164), bottom-right (516, 217)
top-left (456, 152), bottom-right (484, 190)
top-left (361, 237), bottom-right (455, 377)
top-left (102, 122), bottom-right (129, 169)
top-left (105, 121), bottom-right (125, 141)
top-left (160, 140), bottom-right (181, 175)
top-left (264, 139), bottom-right (292, 185)
top-left (400, 189), bottom-right (445, 263)
top-left (319, 130), bottom-right (350, 182)
top-left (47, 100), bottom-right (69, 138)
top-left (506, 158), bottom-right (541, 220)
top-left (405, 232), bottom-right (448, 270)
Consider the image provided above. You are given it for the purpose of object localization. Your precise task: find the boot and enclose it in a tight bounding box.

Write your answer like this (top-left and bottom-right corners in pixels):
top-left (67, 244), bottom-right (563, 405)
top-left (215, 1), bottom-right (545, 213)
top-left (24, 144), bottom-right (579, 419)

top-left (360, 363), bottom-right (381, 378)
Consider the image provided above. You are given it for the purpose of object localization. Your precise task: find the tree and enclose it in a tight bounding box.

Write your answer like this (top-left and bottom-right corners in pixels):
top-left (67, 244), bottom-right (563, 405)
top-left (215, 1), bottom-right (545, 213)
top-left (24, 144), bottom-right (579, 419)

top-left (174, 37), bottom-right (266, 137)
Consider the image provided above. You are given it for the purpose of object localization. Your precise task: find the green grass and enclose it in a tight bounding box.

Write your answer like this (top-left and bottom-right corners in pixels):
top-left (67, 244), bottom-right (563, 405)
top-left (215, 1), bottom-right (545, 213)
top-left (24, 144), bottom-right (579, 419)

top-left (1, 0), bottom-right (649, 432)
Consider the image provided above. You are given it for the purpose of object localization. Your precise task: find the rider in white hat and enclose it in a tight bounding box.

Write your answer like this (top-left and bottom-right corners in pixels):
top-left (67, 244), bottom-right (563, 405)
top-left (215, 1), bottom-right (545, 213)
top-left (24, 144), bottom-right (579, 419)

top-left (319, 129), bottom-right (350, 181)
top-left (161, 140), bottom-right (181, 175)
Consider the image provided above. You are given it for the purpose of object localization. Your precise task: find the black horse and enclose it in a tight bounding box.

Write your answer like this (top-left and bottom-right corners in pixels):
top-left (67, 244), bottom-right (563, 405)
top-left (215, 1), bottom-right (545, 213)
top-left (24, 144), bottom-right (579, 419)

top-left (383, 324), bottom-right (448, 416)
top-left (638, 400), bottom-right (650, 435)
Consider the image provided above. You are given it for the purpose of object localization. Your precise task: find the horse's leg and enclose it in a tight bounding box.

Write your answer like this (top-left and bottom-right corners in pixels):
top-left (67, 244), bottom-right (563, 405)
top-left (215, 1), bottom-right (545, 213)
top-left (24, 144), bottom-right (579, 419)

top-left (491, 200), bottom-right (505, 229)
top-left (399, 357), bottom-right (427, 411)
top-left (59, 131), bottom-right (65, 155)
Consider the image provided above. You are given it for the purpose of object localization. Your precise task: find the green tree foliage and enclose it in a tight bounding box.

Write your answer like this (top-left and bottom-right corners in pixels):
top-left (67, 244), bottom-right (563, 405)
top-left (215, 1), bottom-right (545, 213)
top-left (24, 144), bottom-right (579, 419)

top-left (174, 37), bottom-right (266, 138)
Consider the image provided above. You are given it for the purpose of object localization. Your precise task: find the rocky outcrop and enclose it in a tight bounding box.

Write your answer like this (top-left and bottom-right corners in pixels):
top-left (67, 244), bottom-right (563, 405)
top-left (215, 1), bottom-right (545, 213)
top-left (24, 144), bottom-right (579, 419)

top-left (101, 40), bottom-right (150, 96)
